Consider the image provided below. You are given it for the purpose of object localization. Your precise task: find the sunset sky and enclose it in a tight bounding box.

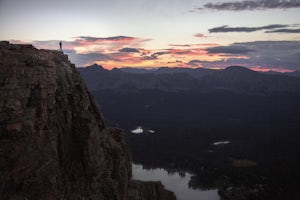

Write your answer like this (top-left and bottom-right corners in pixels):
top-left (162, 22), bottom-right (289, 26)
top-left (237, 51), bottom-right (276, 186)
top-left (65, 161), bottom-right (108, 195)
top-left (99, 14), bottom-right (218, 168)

top-left (0, 0), bottom-right (300, 71)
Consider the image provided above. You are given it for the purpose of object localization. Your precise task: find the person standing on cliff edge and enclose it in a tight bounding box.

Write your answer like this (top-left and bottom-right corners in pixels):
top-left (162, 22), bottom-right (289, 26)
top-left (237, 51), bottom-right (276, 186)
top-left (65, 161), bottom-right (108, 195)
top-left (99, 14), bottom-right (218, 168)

top-left (59, 41), bottom-right (62, 52)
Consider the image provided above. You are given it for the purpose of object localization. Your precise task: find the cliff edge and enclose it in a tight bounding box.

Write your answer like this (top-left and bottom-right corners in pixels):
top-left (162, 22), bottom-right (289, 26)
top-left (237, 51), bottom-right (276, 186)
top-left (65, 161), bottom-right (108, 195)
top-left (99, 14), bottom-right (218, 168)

top-left (0, 41), bottom-right (175, 200)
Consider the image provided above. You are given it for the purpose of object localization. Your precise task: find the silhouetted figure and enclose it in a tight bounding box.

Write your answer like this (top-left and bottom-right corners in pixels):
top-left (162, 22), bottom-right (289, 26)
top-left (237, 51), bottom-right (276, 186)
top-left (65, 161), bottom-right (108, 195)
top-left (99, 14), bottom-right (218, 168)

top-left (59, 41), bottom-right (62, 52)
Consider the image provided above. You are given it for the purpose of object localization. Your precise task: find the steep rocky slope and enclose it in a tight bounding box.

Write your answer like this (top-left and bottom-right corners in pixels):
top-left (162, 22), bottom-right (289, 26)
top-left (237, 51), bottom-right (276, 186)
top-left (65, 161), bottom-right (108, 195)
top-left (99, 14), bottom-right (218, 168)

top-left (0, 41), bottom-right (175, 200)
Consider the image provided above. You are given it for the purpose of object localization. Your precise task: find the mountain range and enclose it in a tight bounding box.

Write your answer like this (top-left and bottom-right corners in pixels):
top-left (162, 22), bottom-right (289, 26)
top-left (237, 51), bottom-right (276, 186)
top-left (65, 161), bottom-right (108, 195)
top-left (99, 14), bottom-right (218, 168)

top-left (78, 64), bottom-right (300, 94)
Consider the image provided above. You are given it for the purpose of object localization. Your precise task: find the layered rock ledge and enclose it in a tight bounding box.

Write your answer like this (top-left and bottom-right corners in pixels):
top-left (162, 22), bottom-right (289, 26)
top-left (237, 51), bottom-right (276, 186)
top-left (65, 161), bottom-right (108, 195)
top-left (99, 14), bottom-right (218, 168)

top-left (0, 41), bottom-right (176, 200)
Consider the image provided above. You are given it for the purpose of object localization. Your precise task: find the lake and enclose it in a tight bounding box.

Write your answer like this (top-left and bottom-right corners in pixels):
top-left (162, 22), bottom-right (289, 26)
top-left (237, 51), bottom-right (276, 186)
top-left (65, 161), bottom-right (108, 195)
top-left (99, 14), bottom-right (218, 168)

top-left (132, 164), bottom-right (220, 200)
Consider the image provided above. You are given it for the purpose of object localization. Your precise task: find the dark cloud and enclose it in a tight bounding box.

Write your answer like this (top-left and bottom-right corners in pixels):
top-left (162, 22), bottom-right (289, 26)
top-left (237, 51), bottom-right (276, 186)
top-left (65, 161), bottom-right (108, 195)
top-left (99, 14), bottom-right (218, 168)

top-left (265, 28), bottom-right (300, 33)
top-left (152, 51), bottom-right (169, 56)
top-left (188, 60), bottom-right (203, 67)
top-left (202, 0), bottom-right (300, 11)
top-left (119, 47), bottom-right (140, 53)
top-left (168, 50), bottom-right (191, 55)
top-left (204, 41), bottom-right (300, 71)
top-left (142, 51), bottom-right (168, 60)
top-left (169, 44), bottom-right (191, 47)
top-left (206, 45), bottom-right (255, 54)
top-left (209, 24), bottom-right (289, 33)
top-left (194, 33), bottom-right (208, 38)
top-left (76, 36), bottom-right (135, 42)
top-left (142, 55), bottom-right (157, 60)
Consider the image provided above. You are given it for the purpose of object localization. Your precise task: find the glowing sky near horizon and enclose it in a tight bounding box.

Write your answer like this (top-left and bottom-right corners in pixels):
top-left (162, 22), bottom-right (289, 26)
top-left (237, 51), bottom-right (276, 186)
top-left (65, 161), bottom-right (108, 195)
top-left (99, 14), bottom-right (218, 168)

top-left (0, 0), bottom-right (300, 71)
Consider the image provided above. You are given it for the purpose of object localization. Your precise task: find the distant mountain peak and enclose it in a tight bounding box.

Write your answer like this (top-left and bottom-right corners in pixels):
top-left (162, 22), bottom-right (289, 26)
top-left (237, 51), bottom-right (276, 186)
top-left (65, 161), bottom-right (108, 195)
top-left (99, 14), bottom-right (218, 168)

top-left (220, 66), bottom-right (258, 77)
top-left (87, 63), bottom-right (105, 69)
top-left (111, 68), bottom-right (123, 73)
top-left (224, 66), bottom-right (255, 73)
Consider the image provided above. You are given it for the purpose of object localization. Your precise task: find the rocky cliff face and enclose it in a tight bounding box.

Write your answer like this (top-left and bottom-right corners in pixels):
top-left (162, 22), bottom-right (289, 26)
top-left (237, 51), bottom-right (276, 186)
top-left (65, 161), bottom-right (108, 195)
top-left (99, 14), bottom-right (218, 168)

top-left (0, 41), bottom-right (175, 200)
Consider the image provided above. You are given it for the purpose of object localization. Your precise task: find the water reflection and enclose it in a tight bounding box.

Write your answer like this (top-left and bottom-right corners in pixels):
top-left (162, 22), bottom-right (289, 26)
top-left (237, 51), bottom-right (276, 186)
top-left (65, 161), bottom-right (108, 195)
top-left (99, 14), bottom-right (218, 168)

top-left (132, 164), bottom-right (220, 200)
top-left (131, 126), bottom-right (144, 134)
top-left (130, 126), bottom-right (156, 134)
top-left (213, 141), bottom-right (231, 146)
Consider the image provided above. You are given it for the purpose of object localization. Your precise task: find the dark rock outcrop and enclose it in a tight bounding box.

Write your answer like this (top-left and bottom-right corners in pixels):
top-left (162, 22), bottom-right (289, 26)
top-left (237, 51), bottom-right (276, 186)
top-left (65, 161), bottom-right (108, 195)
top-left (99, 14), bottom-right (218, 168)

top-left (0, 41), bottom-right (175, 200)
